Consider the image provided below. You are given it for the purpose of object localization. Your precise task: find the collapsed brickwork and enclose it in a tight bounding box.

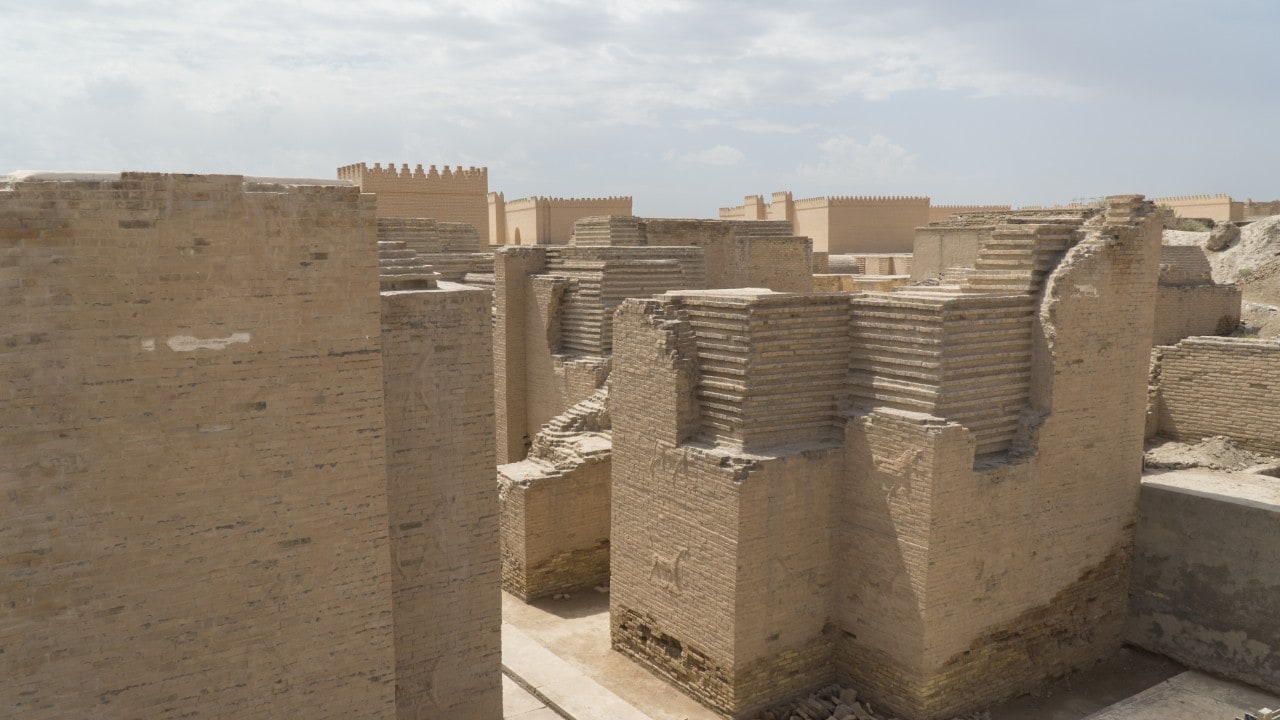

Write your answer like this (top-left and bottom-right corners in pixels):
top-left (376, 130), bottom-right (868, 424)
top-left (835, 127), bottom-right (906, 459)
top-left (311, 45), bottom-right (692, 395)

top-left (0, 172), bottom-right (499, 720)
top-left (608, 196), bottom-right (1163, 719)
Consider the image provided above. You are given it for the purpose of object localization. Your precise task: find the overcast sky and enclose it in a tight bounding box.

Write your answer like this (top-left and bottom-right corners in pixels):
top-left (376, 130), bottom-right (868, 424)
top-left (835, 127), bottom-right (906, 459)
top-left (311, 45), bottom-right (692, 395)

top-left (3, 1), bottom-right (1277, 217)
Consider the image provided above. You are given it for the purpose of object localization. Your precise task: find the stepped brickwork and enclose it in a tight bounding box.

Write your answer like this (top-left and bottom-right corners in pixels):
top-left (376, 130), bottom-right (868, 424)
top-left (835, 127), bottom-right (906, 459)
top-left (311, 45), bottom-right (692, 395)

top-left (609, 195), bottom-right (1164, 719)
top-left (0, 172), bottom-right (499, 720)
top-left (375, 217), bottom-right (493, 284)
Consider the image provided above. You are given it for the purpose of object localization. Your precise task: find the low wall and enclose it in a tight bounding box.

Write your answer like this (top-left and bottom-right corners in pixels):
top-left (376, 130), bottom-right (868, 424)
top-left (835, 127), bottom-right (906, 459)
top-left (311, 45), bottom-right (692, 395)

top-left (1127, 470), bottom-right (1280, 695)
top-left (1154, 337), bottom-right (1280, 454)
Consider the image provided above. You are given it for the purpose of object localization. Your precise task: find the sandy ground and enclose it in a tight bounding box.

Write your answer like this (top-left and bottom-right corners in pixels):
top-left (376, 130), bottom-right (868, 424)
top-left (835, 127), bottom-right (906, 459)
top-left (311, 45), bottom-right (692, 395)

top-left (1144, 435), bottom-right (1280, 473)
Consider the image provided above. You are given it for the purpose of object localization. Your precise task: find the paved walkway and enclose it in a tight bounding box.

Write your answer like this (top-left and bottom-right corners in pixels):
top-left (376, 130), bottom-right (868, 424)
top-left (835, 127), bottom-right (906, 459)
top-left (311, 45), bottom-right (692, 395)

top-left (500, 589), bottom-right (1279, 720)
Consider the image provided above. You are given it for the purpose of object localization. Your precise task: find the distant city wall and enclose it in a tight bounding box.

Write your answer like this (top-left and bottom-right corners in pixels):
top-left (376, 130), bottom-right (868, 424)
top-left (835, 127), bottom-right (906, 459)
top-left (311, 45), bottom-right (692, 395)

top-left (338, 161), bottom-right (490, 240)
top-left (1152, 194), bottom-right (1243, 223)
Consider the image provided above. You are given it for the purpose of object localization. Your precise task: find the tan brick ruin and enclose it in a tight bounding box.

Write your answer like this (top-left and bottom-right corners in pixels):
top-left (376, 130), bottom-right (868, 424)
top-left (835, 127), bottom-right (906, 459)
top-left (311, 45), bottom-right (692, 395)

top-left (495, 215), bottom-right (817, 600)
top-left (607, 196), bottom-right (1164, 719)
top-left (1, 172), bottom-right (499, 720)
top-left (1153, 245), bottom-right (1242, 345)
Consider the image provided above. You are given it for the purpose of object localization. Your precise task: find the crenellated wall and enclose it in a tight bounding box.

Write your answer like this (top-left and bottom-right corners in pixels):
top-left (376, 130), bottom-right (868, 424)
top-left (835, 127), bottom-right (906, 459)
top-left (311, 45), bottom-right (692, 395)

top-left (1152, 193), bottom-right (1243, 223)
top-left (338, 161), bottom-right (489, 239)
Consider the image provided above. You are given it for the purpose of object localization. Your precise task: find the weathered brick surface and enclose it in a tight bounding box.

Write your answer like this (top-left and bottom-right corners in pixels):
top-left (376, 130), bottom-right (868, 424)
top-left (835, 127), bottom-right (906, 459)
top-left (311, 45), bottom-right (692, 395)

top-left (1153, 337), bottom-right (1280, 455)
top-left (380, 282), bottom-right (499, 719)
top-left (0, 173), bottom-right (396, 719)
top-left (609, 199), bottom-right (1164, 720)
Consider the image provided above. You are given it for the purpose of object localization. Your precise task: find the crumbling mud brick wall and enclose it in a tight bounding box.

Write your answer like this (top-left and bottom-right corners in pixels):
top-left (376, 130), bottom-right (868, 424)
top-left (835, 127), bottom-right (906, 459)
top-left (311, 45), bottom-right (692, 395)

top-left (379, 259), bottom-right (499, 717)
top-left (1151, 337), bottom-right (1280, 455)
top-left (839, 198), bottom-right (1161, 719)
top-left (608, 196), bottom-right (1163, 720)
top-left (499, 389), bottom-right (611, 600)
top-left (0, 173), bottom-right (398, 719)
top-left (1127, 471), bottom-right (1280, 696)
top-left (338, 162), bottom-right (489, 241)
top-left (1152, 245), bottom-right (1242, 345)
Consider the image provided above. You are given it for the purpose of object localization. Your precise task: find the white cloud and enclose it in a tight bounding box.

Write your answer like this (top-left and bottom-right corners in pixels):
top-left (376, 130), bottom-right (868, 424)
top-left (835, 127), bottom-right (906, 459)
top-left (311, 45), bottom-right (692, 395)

top-left (794, 134), bottom-right (918, 181)
top-left (671, 145), bottom-right (746, 166)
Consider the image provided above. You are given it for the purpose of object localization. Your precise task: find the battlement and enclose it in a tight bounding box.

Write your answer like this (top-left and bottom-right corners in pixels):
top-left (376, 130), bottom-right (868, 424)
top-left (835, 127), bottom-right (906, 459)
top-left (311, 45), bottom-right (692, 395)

top-left (795, 194), bottom-right (930, 209)
top-left (1152, 193), bottom-right (1233, 203)
top-left (505, 195), bottom-right (633, 205)
top-left (337, 162), bottom-right (488, 184)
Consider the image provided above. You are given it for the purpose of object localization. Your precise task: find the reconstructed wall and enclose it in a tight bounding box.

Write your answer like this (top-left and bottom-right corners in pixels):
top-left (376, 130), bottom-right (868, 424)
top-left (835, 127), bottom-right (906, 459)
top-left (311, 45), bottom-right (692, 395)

top-left (497, 196), bottom-right (633, 245)
top-left (1244, 199), bottom-right (1280, 218)
top-left (799, 196), bottom-right (931, 254)
top-left (1127, 471), bottom-right (1280, 695)
top-left (380, 280), bottom-right (499, 719)
top-left (338, 162), bottom-right (489, 240)
top-left (1153, 193), bottom-right (1243, 222)
top-left (1, 173), bottom-right (397, 719)
top-left (911, 227), bottom-right (984, 281)
top-left (1152, 337), bottom-right (1280, 455)
top-left (608, 197), bottom-right (1164, 719)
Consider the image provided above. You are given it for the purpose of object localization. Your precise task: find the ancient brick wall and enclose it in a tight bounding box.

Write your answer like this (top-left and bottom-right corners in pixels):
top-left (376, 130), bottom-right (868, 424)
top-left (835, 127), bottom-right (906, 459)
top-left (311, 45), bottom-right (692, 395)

top-left (1153, 337), bottom-right (1280, 455)
top-left (608, 198), bottom-right (1164, 720)
top-left (379, 282), bottom-right (498, 719)
top-left (1153, 285), bottom-right (1241, 345)
top-left (338, 162), bottom-right (489, 240)
top-left (1, 173), bottom-right (397, 719)
top-left (842, 205), bottom-right (1163, 718)
top-left (610, 292), bottom-right (849, 717)
top-left (927, 204), bottom-right (1011, 223)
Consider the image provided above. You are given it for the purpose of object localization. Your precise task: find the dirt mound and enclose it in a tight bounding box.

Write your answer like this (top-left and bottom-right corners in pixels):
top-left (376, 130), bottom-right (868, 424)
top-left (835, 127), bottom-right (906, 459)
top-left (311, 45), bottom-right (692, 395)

top-left (1145, 435), bottom-right (1279, 472)
top-left (1162, 215), bottom-right (1280, 284)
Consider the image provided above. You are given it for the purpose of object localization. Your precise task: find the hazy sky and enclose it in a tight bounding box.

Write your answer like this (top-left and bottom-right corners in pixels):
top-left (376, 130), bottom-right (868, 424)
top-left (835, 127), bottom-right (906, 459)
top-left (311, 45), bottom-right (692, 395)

top-left (3, 1), bottom-right (1277, 216)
